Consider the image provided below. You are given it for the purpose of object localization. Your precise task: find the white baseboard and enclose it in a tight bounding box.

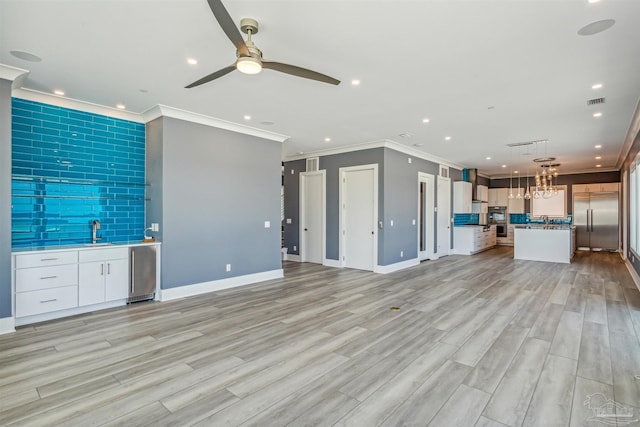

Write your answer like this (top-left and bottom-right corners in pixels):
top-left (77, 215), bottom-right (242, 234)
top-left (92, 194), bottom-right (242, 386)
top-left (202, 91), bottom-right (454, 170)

top-left (0, 316), bottom-right (16, 335)
top-left (323, 258), bottom-right (341, 268)
top-left (374, 258), bottom-right (420, 274)
top-left (160, 269), bottom-right (284, 301)
top-left (625, 259), bottom-right (640, 293)
top-left (285, 254), bottom-right (301, 262)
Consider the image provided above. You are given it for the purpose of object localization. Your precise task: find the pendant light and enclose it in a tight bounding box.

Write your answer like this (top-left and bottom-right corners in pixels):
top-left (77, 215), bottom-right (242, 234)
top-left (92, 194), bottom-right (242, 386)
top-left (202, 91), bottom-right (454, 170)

top-left (508, 146), bottom-right (514, 199)
top-left (524, 166), bottom-right (531, 199)
top-left (516, 147), bottom-right (522, 199)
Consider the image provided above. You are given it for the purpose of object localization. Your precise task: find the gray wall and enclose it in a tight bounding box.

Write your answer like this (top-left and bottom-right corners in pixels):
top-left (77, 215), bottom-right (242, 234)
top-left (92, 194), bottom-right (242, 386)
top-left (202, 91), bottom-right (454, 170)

top-left (147, 117), bottom-right (282, 289)
top-left (621, 113), bottom-right (640, 276)
top-left (282, 159), bottom-right (305, 256)
top-left (0, 80), bottom-right (11, 319)
top-left (320, 148), bottom-right (385, 262)
top-left (283, 147), bottom-right (462, 267)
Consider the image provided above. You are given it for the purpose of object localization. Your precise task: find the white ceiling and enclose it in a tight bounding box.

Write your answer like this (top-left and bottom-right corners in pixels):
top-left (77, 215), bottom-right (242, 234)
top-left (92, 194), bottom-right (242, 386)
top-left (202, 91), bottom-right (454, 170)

top-left (1, 0), bottom-right (639, 177)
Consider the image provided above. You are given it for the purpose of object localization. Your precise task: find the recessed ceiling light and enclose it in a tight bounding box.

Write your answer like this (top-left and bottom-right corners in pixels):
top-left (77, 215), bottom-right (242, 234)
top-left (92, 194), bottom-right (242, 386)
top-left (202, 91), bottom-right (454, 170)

top-left (485, 156), bottom-right (491, 160)
top-left (116, 104), bottom-right (126, 110)
top-left (591, 83), bottom-right (603, 89)
top-left (139, 89), bottom-right (148, 93)
top-left (351, 79), bottom-right (360, 86)
top-left (578, 19), bottom-right (615, 36)
top-left (413, 143), bottom-right (423, 147)
top-left (53, 90), bottom-right (65, 96)
top-left (595, 144), bottom-right (602, 149)
top-left (298, 151), bottom-right (304, 155)
top-left (243, 115), bottom-right (251, 120)
top-left (399, 133), bottom-right (412, 138)
top-left (260, 120), bottom-right (275, 125)
top-left (588, 0), bottom-right (600, 3)
top-left (187, 58), bottom-right (198, 65)
top-left (502, 164), bottom-right (507, 168)
top-left (514, 170), bottom-right (519, 174)
top-left (422, 118), bottom-right (430, 123)
top-left (324, 137), bottom-right (331, 142)
top-left (445, 136), bottom-right (452, 141)
top-left (595, 164), bottom-right (602, 168)
top-left (595, 156), bottom-right (602, 160)
top-left (10, 50), bottom-right (42, 62)
top-left (593, 112), bottom-right (603, 118)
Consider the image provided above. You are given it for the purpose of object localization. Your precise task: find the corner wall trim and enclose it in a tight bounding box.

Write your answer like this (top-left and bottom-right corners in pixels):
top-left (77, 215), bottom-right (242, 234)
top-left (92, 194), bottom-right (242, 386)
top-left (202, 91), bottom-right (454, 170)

top-left (159, 269), bottom-right (284, 301)
top-left (0, 317), bottom-right (16, 335)
top-left (374, 258), bottom-right (420, 274)
top-left (624, 259), bottom-right (640, 293)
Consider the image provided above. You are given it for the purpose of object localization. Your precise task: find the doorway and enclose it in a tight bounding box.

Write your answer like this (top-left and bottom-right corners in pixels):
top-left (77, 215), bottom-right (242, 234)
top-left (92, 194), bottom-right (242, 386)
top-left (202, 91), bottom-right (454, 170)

top-left (418, 172), bottom-right (435, 261)
top-left (340, 164), bottom-right (378, 271)
top-left (437, 175), bottom-right (451, 258)
top-left (300, 171), bottom-right (326, 264)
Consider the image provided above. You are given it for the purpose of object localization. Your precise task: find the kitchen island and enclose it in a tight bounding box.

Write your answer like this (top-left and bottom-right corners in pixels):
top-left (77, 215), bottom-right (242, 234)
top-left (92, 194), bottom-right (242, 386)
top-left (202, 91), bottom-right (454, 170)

top-left (513, 225), bottom-right (576, 263)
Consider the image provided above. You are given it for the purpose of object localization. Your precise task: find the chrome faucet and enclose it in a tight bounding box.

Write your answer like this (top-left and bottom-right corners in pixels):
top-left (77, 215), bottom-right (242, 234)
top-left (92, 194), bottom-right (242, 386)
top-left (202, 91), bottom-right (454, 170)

top-left (92, 220), bottom-right (101, 244)
top-left (542, 216), bottom-right (549, 226)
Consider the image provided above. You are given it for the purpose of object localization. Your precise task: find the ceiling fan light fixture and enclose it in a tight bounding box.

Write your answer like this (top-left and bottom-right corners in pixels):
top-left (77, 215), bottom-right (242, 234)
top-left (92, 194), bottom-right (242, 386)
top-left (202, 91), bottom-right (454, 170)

top-left (236, 56), bottom-right (262, 75)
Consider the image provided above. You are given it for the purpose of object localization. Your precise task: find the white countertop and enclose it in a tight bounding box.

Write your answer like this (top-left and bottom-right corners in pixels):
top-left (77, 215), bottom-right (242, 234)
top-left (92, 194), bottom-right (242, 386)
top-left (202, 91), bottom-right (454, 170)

top-left (12, 241), bottom-right (161, 255)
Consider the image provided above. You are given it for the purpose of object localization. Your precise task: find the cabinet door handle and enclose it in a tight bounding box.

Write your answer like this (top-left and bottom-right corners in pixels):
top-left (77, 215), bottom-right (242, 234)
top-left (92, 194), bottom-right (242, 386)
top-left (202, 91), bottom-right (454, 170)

top-left (40, 299), bottom-right (57, 303)
top-left (101, 264), bottom-right (104, 276)
top-left (131, 252), bottom-right (135, 294)
top-left (40, 258), bottom-right (58, 261)
top-left (107, 263), bottom-right (111, 275)
top-left (40, 276), bottom-right (58, 280)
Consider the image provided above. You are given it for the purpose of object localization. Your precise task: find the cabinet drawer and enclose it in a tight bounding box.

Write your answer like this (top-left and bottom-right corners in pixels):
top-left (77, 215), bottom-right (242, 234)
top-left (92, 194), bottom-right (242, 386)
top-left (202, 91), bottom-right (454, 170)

top-left (16, 264), bottom-right (79, 292)
top-left (15, 285), bottom-right (78, 317)
top-left (79, 247), bottom-right (129, 263)
top-left (15, 251), bottom-right (78, 269)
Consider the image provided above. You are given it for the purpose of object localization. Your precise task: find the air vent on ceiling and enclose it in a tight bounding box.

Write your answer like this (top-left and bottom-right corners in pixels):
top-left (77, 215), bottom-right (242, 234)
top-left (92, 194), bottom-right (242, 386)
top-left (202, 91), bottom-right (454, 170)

top-left (587, 97), bottom-right (605, 106)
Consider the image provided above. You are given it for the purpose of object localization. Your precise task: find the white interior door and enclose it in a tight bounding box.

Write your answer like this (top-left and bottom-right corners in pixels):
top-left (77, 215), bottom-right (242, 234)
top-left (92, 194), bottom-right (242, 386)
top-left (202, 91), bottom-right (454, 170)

top-left (437, 176), bottom-right (451, 258)
top-left (300, 171), bottom-right (325, 264)
top-left (341, 165), bottom-right (377, 271)
top-left (419, 172), bottom-right (435, 261)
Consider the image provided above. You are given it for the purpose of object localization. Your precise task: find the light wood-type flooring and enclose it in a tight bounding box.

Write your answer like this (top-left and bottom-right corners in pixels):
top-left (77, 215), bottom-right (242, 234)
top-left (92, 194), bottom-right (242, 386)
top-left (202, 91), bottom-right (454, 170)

top-left (1, 247), bottom-right (640, 426)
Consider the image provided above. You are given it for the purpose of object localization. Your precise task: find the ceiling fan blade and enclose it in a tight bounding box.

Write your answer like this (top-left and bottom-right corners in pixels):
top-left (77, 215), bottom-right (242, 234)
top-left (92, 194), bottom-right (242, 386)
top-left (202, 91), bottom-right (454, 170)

top-left (206, 0), bottom-right (249, 57)
top-left (262, 61), bottom-right (340, 85)
top-left (185, 64), bottom-right (236, 88)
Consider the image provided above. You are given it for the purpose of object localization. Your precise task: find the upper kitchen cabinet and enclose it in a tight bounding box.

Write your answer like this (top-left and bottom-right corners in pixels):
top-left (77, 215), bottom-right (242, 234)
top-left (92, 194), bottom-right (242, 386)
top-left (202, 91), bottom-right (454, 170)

top-left (454, 181), bottom-right (472, 213)
top-left (573, 183), bottom-right (620, 193)
top-left (477, 185), bottom-right (489, 202)
top-left (488, 188), bottom-right (509, 207)
top-left (508, 188), bottom-right (525, 213)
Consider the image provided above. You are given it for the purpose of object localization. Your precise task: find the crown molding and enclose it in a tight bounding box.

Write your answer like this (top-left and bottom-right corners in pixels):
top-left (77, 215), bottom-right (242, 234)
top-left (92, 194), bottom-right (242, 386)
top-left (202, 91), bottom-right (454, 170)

top-left (0, 63), bottom-right (29, 84)
top-left (12, 88), bottom-right (145, 122)
top-left (143, 104), bottom-right (290, 143)
top-left (283, 138), bottom-right (465, 170)
top-left (618, 98), bottom-right (640, 170)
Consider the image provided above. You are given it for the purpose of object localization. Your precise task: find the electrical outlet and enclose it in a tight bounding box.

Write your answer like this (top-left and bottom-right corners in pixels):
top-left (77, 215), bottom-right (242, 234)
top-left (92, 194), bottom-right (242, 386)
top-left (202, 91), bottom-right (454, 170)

top-left (264, 221), bottom-right (271, 228)
top-left (293, 245), bottom-right (297, 251)
top-left (390, 219), bottom-right (394, 227)
top-left (412, 219), bottom-right (416, 225)
top-left (286, 218), bottom-right (292, 224)
top-left (226, 264), bottom-right (231, 272)
top-left (408, 158), bottom-right (412, 164)
top-left (151, 223), bottom-right (159, 232)
top-left (400, 251), bottom-right (404, 257)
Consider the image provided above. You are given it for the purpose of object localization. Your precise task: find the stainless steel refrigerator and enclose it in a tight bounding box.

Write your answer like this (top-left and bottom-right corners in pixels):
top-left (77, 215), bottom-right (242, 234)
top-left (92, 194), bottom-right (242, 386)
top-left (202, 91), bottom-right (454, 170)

top-left (573, 191), bottom-right (619, 250)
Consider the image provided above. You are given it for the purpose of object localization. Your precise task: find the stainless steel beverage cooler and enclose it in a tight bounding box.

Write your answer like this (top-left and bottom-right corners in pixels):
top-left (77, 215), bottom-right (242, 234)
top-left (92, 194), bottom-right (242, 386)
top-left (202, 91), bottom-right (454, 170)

top-left (129, 245), bottom-right (157, 302)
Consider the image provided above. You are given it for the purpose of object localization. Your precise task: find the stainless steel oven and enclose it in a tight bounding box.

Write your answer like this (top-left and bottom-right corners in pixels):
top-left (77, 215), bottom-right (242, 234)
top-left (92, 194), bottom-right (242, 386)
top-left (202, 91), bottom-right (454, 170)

top-left (489, 206), bottom-right (508, 237)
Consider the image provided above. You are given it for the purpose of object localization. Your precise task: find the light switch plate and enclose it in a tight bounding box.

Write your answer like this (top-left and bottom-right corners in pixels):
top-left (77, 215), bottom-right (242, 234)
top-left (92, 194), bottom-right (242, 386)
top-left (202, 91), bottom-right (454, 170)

top-left (286, 218), bottom-right (292, 224)
top-left (264, 221), bottom-right (271, 228)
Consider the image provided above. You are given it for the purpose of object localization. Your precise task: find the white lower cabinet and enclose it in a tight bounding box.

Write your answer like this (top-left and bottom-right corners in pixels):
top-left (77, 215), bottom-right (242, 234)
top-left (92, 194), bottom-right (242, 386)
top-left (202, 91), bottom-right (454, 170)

top-left (14, 250), bottom-right (79, 318)
top-left (454, 225), bottom-right (497, 255)
top-left (79, 248), bottom-right (129, 306)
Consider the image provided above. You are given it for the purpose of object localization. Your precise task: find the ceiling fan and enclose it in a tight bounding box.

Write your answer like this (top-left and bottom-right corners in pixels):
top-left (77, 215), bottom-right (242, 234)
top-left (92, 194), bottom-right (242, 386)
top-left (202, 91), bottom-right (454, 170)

top-left (186, 0), bottom-right (341, 88)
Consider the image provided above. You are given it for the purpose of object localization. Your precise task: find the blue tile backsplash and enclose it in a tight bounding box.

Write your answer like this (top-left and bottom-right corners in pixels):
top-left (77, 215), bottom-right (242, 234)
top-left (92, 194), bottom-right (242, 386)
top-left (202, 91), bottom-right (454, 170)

top-left (11, 98), bottom-right (146, 248)
top-left (454, 213), bottom-right (480, 226)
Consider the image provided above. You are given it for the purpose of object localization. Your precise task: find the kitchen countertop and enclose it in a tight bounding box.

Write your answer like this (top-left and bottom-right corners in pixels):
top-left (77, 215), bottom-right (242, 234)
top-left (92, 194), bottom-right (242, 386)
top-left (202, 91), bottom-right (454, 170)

top-left (514, 225), bottom-right (575, 230)
top-left (12, 241), bottom-right (161, 254)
